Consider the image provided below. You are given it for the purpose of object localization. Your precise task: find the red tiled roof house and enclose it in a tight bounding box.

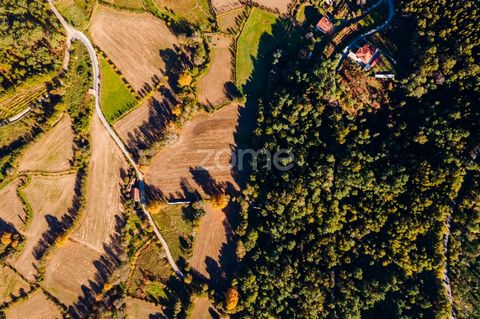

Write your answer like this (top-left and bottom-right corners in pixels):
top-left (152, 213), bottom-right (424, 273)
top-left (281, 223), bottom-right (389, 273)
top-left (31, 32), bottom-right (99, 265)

top-left (316, 16), bottom-right (334, 34)
top-left (348, 44), bottom-right (380, 70)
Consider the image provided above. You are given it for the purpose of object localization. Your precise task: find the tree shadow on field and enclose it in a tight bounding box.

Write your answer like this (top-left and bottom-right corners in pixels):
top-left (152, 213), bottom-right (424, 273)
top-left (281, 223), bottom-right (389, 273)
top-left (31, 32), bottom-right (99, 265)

top-left (159, 46), bottom-right (192, 93)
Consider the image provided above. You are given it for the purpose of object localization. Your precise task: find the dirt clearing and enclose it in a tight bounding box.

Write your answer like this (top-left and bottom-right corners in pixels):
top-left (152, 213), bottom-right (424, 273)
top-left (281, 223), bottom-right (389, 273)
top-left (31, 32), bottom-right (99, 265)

top-left (114, 91), bottom-right (173, 155)
top-left (252, 0), bottom-right (291, 14)
top-left (90, 6), bottom-right (179, 92)
top-left (211, 0), bottom-right (243, 14)
top-left (144, 103), bottom-right (242, 200)
top-left (70, 114), bottom-right (127, 251)
top-left (18, 116), bottom-right (74, 173)
top-left (217, 7), bottom-right (245, 33)
top-left (0, 179), bottom-right (26, 230)
top-left (9, 173), bottom-right (77, 281)
top-left (5, 290), bottom-right (62, 319)
top-left (0, 265), bottom-right (30, 304)
top-left (191, 203), bottom-right (235, 281)
top-left (190, 297), bottom-right (222, 319)
top-left (125, 297), bottom-right (164, 318)
top-left (44, 240), bottom-right (102, 306)
top-left (198, 34), bottom-right (233, 108)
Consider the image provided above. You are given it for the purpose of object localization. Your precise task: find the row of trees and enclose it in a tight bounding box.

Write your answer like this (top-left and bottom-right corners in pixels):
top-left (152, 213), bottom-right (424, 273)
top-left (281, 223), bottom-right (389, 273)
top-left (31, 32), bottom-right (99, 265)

top-left (232, 0), bottom-right (479, 318)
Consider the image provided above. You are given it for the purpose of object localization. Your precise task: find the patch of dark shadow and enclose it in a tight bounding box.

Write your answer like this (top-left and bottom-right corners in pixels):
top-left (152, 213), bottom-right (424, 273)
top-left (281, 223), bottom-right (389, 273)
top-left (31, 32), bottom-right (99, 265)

top-left (208, 307), bottom-right (221, 319)
top-left (32, 167), bottom-right (86, 261)
top-left (69, 214), bottom-right (126, 319)
top-left (124, 87), bottom-right (176, 161)
top-left (159, 45), bottom-right (193, 93)
top-left (189, 166), bottom-right (228, 197)
top-left (179, 177), bottom-right (202, 201)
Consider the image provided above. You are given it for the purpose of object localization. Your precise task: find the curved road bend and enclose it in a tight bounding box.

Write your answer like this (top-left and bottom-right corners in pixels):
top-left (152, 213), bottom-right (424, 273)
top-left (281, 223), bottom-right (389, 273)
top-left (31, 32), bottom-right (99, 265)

top-left (48, 0), bottom-right (184, 278)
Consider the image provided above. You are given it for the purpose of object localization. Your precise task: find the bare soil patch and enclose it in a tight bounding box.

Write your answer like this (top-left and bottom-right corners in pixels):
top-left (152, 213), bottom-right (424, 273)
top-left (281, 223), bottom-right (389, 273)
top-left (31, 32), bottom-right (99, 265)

top-left (198, 35), bottom-right (233, 108)
top-left (18, 116), bottom-right (74, 173)
top-left (9, 174), bottom-right (77, 281)
top-left (71, 114), bottom-right (127, 251)
top-left (44, 240), bottom-right (102, 306)
top-left (0, 265), bottom-right (30, 304)
top-left (252, 0), bottom-right (291, 14)
top-left (114, 91), bottom-right (174, 156)
top-left (190, 297), bottom-right (222, 319)
top-left (90, 5), bottom-right (179, 92)
top-left (5, 290), bottom-right (62, 319)
top-left (144, 103), bottom-right (241, 200)
top-left (217, 7), bottom-right (245, 33)
top-left (0, 179), bottom-right (26, 230)
top-left (125, 296), bottom-right (164, 318)
top-left (191, 203), bottom-right (235, 283)
top-left (211, 0), bottom-right (243, 15)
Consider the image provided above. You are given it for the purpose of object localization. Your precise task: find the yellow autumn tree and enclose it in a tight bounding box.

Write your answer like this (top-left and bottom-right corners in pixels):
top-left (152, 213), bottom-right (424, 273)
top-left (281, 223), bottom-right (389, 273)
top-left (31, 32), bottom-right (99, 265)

top-left (225, 287), bottom-right (239, 311)
top-left (178, 72), bottom-right (192, 87)
top-left (146, 200), bottom-right (163, 215)
top-left (211, 194), bottom-right (229, 209)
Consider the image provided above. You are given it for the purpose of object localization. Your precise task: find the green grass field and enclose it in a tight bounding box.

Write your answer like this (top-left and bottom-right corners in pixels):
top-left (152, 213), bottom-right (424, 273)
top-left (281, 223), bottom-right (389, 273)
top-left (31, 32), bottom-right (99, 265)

top-left (153, 0), bottom-right (213, 30)
top-left (235, 8), bottom-right (278, 92)
top-left (103, 0), bottom-right (144, 10)
top-left (151, 204), bottom-right (192, 262)
top-left (57, 0), bottom-right (94, 29)
top-left (99, 57), bottom-right (137, 123)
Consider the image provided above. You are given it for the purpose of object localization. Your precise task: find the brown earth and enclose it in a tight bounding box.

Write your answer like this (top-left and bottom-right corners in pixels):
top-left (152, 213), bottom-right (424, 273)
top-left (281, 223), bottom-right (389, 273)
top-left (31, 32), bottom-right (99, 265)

top-left (190, 297), bottom-right (222, 319)
top-left (252, 0), bottom-right (291, 14)
top-left (9, 174), bottom-right (77, 281)
top-left (210, 0), bottom-right (243, 14)
top-left (191, 203), bottom-right (235, 281)
top-left (125, 297), bottom-right (164, 318)
top-left (18, 116), bottom-right (74, 173)
top-left (70, 114), bottom-right (127, 251)
top-left (114, 91), bottom-right (173, 155)
top-left (5, 290), bottom-right (62, 319)
top-left (144, 103), bottom-right (242, 200)
top-left (44, 240), bottom-right (102, 306)
top-left (90, 5), bottom-right (179, 92)
top-left (0, 179), bottom-right (26, 230)
top-left (217, 7), bottom-right (245, 33)
top-left (198, 34), bottom-right (233, 108)
top-left (0, 265), bottom-right (30, 304)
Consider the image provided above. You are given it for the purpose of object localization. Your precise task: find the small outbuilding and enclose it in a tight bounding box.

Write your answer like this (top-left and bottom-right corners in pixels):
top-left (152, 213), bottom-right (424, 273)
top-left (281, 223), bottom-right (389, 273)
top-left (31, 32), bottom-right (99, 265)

top-left (132, 187), bottom-right (140, 202)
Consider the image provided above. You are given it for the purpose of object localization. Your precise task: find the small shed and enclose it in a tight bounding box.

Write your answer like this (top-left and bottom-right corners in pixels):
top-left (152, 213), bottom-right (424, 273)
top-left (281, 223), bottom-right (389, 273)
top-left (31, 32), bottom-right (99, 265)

top-left (316, 16), bottom-right (334, 34)
top-left (132, 187), bottom-right (140, 202)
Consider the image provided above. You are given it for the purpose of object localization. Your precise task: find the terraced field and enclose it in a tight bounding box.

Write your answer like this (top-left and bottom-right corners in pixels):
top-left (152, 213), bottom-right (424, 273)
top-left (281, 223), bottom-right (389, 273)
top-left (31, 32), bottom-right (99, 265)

top-left (5, 290), bottom-right (62, 319)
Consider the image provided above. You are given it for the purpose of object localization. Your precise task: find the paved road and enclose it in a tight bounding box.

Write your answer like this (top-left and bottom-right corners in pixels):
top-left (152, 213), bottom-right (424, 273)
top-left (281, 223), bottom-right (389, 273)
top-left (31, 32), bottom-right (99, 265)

top-left (336, 0), bottom-right (395, 70)
top-left (48, 0), bottom-right (184, 278)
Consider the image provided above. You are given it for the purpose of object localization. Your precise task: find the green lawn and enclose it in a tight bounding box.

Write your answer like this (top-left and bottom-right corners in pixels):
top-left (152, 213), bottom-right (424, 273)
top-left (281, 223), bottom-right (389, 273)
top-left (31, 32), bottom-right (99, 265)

top-left (235, 8), bottom-right (278, 93)
top-left (151, 204), bottom-right (192, 262)
top-left (99, 57), bottom-right (137, 123)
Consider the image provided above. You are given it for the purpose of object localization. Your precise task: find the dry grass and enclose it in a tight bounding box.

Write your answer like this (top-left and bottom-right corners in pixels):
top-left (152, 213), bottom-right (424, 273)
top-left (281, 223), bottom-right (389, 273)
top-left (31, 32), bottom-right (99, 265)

top-left (252, 0), bottom-right (291, 14)
top-left (44, 240), bottom-right (102, 306)
top-left (18, 116), bottom-right (74, 173)
top-left (9, 174), bottom-right (77, 281)
top-left (190, 297), bottom-right (222, 319)
top-left (125, 296), bottom-right (164, 318)
top-left (144, 103), bottom-right (241, 200)
top-left (103, 0), bottom-right (144, 9)
top-left (0, 179), bottom-right (26, 230)
top-left (0, 265), bottom-right (30, 304)
top-left (90, 5), bottom-right (179, 92)
top-left (5, 290), bottom-right (62, 319)
top-left (210, 0), bottom-right (243, 15)
top-left (191, 203), bottom-right (234, 279)
top-left (217, 7), bottom-right (245, 33)
top-left (153, 0), bottom-right (213, 28)
top-left (70, 114), bottom-right (127, 251)
top-left (198, 35), bottom-right (233, 107)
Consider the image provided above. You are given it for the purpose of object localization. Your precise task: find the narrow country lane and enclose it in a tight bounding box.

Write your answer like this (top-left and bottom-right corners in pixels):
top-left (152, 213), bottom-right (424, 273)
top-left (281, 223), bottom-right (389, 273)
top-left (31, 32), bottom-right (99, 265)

top-left (47, 0), bottom-right (184, 278)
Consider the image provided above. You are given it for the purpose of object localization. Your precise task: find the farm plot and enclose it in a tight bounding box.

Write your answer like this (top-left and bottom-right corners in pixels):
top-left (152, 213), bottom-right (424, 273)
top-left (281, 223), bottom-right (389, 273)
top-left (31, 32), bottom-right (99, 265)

top-left (56, 0), bottom-right (94, 29)
top-left (236, 7), bottom-right (278, 91)
top-left (9, 174), bottom-right (77, 281)
top-left (102, 0), bottom-right (144, 10)
top-left (17, 116), bottom-right (74, 173)
top-left (0, 83), bottom-right (46, 121)
top-left (125, 297), bottom-right (164, 319)
top-left (217, 7), bottom-right (245, 33)
top-left (5, 290), bottom-right (62, 319)
top-left (44, 240), bottom-right (102, 306)
top-left (0, 265), bottom-right (30, 304)
top-left (191, 203), bottom-right (235, 280)
top-left (144, 103), bottom-right (241, 200)
top-left (70, 114), bottom-right (127, 251)
top-left (198, 34), bottom-right (234, 108)
top-left (113, 91), bottom-right (173, 155)
top-left (190, 297), bottom-right (221, 319)
top-left (210, 0), bottom-right (243, 15)
top-left (90, 6), bottom-right (179, 92)
top-left (251, 0), bottom-right (292, 14)
top-left (0, 179), bottom-right (27, 230)
top-left (153, 0), bottom-right (213, 29)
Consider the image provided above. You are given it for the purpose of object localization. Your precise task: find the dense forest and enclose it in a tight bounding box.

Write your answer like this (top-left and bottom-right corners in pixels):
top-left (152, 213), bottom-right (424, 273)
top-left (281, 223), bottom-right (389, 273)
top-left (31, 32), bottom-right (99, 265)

top-left (0, 0), bottom-right (64, 94)
top-left (234, 0), bottom-right (479, 318)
